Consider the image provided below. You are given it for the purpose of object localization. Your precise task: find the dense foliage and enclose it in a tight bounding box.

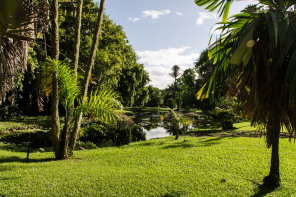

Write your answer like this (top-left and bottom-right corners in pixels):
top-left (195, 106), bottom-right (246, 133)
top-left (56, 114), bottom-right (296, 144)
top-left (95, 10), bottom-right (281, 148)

top-left (3, 0), bottom-right (150, 116)
top-left (196, 0), bottom-right (296, 187)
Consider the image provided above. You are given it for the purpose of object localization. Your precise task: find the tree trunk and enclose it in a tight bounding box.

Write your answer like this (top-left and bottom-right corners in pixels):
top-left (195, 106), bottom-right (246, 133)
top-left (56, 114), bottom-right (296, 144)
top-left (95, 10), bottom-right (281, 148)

top-left (263, 113), bottom-right (281, 188)
top-left (175, 129), bottom-right (179, 140)
top-left (68, 0), bottom-right (106, 155)
top-left (57, 0), bottom-right (84, 160)
top-left (50, 0), bottom-right (60, 157)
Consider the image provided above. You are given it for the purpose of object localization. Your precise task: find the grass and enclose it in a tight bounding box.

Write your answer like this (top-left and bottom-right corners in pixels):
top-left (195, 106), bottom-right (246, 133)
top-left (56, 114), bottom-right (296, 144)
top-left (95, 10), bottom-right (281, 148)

top-left (0, 116), bottom-right (51, 132)
top-left (189, 120), bottom-right (263, 137)
top-left (1, 136), bottom-right (296, 196)
top-left (127, 107), bottom-right (170, 112)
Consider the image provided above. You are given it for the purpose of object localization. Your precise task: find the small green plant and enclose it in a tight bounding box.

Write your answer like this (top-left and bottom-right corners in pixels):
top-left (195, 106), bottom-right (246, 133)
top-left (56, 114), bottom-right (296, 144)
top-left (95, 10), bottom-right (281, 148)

top-left (162, 109), bottom-right (194, 140)
top-left (211, 96), bottom-right (242, 130)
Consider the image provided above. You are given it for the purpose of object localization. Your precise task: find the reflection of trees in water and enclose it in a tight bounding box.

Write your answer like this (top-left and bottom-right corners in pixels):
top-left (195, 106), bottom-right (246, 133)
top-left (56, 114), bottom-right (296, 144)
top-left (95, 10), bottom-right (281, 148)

top-left (131, 110), bottom-right (203, 138)
top-left (130, 110), bottom-right (177, 135)
top-left (132, 111), bottom-right (163, 131)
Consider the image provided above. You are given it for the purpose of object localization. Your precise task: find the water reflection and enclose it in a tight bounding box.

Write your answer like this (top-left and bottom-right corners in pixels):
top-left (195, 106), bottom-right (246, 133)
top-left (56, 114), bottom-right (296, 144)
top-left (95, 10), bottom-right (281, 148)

top-left (144, 127), bottom-right (172, 140)
top-left (131, 110), bottom-right (172, 140)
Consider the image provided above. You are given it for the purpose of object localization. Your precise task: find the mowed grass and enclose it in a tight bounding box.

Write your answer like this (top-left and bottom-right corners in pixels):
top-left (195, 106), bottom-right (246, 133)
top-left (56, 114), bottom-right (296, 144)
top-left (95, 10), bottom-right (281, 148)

top-left (1, 136), bottom-right (296, 196)
top-left (0, 116), bottom-right (51, 132)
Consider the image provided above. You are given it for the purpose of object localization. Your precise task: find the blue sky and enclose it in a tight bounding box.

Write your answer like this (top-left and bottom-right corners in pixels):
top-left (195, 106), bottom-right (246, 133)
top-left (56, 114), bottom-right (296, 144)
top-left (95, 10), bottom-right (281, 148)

top-left (98, 0), bottom-right (257, 89)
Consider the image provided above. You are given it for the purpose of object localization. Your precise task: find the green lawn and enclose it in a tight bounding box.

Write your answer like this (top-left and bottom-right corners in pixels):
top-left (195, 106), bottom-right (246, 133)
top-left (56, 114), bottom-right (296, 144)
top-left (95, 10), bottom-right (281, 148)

top-left (0, 116), bottom-right (51, 132)
top-left (1, 136), bottom-right (296, 196)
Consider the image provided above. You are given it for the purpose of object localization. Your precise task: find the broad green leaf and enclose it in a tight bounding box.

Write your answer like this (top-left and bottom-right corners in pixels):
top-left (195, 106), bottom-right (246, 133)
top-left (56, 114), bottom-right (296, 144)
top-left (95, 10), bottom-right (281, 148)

top-left (229, 28), bottom-right (254, 65)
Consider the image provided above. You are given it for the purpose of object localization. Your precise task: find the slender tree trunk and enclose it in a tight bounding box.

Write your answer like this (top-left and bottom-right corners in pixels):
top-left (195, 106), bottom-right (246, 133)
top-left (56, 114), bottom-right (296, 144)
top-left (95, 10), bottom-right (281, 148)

top-left (57, 0), bottom-right (84, 160)
top-left (50, 0), bottom-right (60, 157)
top-left (175, 129), bottom-right (179, 140)
top-left (68, 0), bottom-right (106, 155)
top-left (263, 112), bottom-right (281, 188)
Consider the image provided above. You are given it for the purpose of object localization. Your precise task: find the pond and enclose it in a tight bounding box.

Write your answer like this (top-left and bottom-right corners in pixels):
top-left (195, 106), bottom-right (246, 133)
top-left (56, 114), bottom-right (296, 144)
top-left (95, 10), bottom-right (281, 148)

top-left (130, 110), bottom-right (173, 140)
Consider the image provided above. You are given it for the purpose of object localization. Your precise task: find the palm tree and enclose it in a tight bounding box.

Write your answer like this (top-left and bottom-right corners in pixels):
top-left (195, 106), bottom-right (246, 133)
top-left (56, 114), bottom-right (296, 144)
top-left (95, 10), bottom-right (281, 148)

top-left (196, 1), bottom-right (296, 187)
top-left (0, 0), bottom-right (48, 105)
top-left (58, 0), bottom-right (84, 160)
top-left (68, 0), bottom-right (106, 154)
top-left (169, 65), bottom-right (180, 110)
top-left (195, 49), bottom-right (215, 85)
top-left (43, 57), bottom-right (125, 159)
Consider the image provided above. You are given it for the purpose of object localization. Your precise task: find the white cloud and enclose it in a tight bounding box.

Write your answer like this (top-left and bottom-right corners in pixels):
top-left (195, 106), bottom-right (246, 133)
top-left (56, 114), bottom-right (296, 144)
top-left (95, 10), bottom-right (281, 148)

top-left (196, 12), bottom-right (217, 25)
top-left (142, 9), bottom-right (171, 19)
top-left (176, 12), bottom-right (183, 16)
top-left (128, 17), bottom-right (140, 22)
top-left (137, 46), bottom-right (200, 89)
top-left (137, 46), bottom-right (199, 66)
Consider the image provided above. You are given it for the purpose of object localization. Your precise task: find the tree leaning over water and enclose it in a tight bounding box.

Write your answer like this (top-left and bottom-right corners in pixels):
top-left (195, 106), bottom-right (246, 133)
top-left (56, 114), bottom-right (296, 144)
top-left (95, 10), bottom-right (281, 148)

top-left (195, 1), bottom-right (296, 188)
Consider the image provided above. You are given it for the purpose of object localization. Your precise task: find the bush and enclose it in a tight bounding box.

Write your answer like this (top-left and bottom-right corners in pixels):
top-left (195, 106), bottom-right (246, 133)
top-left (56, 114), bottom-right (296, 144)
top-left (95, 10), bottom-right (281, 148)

top-left (166, 98), bottom-right (176, 109)
top-left (79, 124), bottom-right (146, 147)
top-left (210, 96), bottom-right (242, 130)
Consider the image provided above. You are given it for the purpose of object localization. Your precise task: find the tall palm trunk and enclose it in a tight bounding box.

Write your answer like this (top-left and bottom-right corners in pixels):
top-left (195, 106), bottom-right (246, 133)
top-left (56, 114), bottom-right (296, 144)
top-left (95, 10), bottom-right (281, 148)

top-left (57, 0), bottom-right (84, 160)
top-left (50, 0), bottom-right (61, 156)
top-left (264, 111), bottom-right (281, 187)
top-left (68, 0), bottom-right (106, 155)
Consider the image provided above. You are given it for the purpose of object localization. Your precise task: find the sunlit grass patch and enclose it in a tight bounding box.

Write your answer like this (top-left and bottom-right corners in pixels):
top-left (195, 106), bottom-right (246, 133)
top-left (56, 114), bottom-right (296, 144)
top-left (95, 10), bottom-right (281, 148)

top-left (1, 136), bottom-right (296, 196)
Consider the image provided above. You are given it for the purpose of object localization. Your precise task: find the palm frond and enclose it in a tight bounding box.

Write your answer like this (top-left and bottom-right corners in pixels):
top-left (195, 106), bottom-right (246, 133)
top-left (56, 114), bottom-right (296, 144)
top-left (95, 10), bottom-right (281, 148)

top-left (195, 0), bottom-right (232, 22)
top-left (197, 3), bottom-right (296, 143)
top-left (42, 57), bottom-right (80, 107)
top-left (75, 90), bottom-right (124, 126)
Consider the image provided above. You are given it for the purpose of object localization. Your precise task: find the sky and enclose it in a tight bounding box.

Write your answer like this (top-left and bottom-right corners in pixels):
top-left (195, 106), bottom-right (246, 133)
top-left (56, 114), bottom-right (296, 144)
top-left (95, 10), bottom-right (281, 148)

top-left (98, 0), bottom-right (258, 89)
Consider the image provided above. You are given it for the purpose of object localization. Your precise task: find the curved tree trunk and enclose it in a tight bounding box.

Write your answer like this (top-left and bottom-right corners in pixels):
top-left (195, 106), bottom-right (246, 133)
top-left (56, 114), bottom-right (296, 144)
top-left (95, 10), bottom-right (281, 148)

top-left (68, 0), bottom-right (106, 155)
top-left (263, 112), bottom-right (281, 188)
top-left (57, 0), bottom-right (84, 160)
top-left (50, 0), bottom-right (60, 157)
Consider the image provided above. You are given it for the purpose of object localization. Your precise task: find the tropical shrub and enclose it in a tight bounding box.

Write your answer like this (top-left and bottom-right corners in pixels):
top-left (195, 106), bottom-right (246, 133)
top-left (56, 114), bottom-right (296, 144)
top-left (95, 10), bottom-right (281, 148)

top-left (79, 123), bottom-right (146, 147)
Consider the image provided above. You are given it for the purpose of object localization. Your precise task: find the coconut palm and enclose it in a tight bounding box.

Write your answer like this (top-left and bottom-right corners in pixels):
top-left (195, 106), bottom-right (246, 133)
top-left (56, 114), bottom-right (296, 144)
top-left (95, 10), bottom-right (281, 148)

top-left (196, 1), bottom-right (296, 187)
top-left (0, 0), bottom-right (48, 105)
top-left (169, 65), bottom-right (181, 110)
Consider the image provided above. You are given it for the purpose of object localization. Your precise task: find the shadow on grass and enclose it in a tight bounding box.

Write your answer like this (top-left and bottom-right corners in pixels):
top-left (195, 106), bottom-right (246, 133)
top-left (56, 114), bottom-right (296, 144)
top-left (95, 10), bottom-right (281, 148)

top-left (251, 186), bottom-right (276, 197)
top-left (161, 190), bottom-right (185, 197)
top-left (244, 178), bottom-right (277, 197)
top-left (161, 137), bottom-right (226, 149)
top-left (0, 156), bottom-right (55, 164)
top-left (161, 141), bottom-right (196, 149)
top-left (131, 140), bottom-right (166, 147)
top-left (198, 137), bottom-right (226, 146)
top-left (187, 129), bottom-right (222, 137)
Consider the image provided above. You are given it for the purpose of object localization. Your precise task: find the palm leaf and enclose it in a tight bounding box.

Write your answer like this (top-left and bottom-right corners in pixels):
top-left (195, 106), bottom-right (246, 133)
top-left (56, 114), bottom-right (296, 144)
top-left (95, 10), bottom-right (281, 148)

top-left (42, 57), bottom-right (80, 107)
top-left (75, 90), bottom-right (124, 126)
top-left (195, 0), bottom-right (232, 22)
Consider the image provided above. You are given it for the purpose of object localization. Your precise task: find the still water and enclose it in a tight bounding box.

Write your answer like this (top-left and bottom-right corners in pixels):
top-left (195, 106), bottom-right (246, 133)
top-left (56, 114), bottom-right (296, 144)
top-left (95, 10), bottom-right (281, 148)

top-left (131, 110), bottom-right (172, 140)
